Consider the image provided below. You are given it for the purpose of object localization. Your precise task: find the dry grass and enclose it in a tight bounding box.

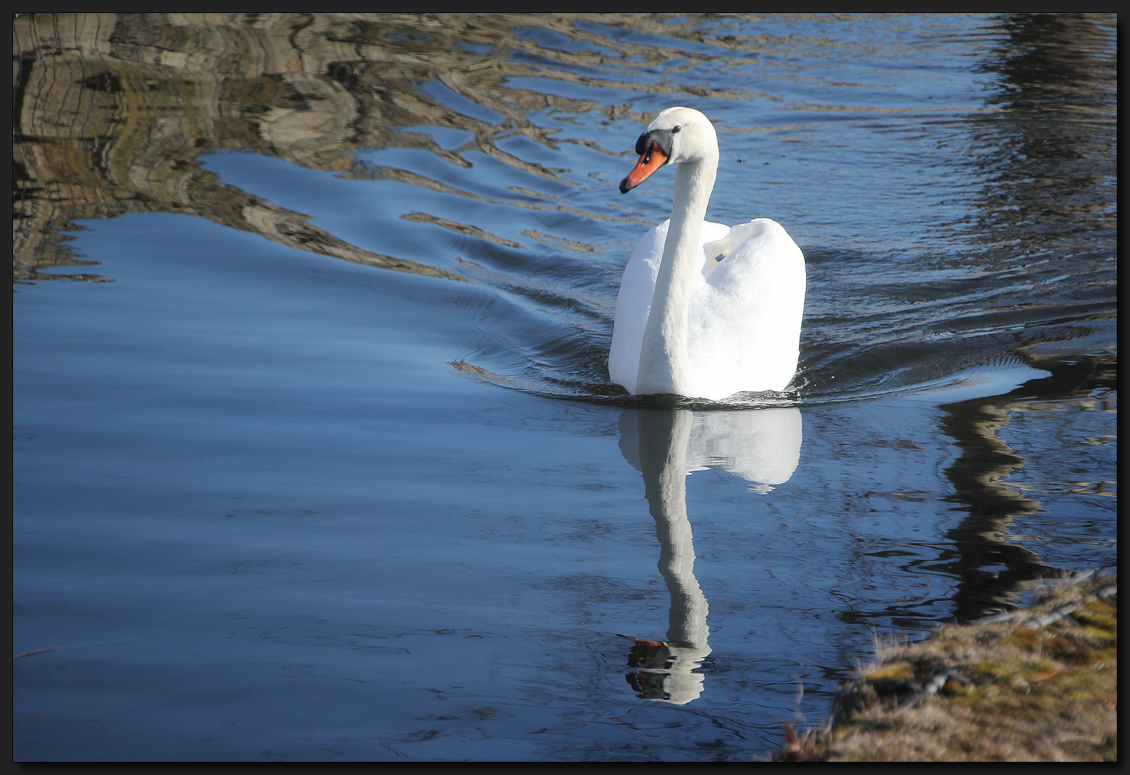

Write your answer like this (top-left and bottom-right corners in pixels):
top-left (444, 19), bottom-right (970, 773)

top-left (776, 570), bottom-right (1116, 762)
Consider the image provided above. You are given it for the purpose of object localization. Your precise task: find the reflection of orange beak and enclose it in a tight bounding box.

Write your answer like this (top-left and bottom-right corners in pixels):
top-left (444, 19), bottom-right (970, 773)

top-left (619, 143), bottom-right (669, 193)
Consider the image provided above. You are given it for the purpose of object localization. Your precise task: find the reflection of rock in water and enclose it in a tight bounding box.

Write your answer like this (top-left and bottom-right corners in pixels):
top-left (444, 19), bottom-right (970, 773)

top-left (618, 407), bottom-right (802, 704)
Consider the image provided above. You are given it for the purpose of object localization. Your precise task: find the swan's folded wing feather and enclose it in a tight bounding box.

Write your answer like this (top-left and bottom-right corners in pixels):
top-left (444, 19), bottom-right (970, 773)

top-left (689, 219), bottom-right (806, 395)
top-left (609, 220), bottom-right (668, 392)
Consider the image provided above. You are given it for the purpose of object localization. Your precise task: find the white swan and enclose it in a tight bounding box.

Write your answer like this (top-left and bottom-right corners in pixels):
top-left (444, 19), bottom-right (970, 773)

top-left (609, 107), bottom-right (806, 400)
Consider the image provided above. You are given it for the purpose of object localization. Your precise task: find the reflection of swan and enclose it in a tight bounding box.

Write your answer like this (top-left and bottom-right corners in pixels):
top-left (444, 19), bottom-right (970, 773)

top-left (623, 409), bottom-right (711, 705)
top-left (619, 407), bottom-right (803, 493)
top-left (617, 407), bottom-right (802, 704)
top-left (610, 107), bottom-right (806, 400)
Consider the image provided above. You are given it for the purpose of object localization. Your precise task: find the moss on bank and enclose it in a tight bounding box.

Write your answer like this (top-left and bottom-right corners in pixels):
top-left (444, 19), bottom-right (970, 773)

top-left (776, 569), bottom-right (1116, 762)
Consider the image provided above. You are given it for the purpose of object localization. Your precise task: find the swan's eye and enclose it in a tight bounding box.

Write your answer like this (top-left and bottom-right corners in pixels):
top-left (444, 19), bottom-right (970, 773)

top-left (672, 126), bottom-right (681, 133)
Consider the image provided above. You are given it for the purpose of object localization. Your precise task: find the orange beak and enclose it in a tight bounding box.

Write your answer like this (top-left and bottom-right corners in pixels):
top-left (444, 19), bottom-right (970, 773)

top-left (619, 143), bottom-right (669, 193)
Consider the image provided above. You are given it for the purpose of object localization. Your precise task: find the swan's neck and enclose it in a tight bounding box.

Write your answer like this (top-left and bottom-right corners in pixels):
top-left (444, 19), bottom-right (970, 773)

top-left (636, 158), bottom-right (716, 396)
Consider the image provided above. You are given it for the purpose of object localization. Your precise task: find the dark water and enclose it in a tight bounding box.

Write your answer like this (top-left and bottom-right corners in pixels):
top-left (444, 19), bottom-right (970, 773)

top-left (13, 13), bottom-right (1115, 761)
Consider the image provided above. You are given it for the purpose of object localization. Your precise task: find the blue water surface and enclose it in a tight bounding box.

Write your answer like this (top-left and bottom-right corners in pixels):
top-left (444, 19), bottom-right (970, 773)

top-left (14, 13), bottom-right (1115, 762)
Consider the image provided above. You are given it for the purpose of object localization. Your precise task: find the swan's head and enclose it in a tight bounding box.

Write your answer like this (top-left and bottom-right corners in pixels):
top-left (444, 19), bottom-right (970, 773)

top-left (619, 107), bottom-right (718, 194)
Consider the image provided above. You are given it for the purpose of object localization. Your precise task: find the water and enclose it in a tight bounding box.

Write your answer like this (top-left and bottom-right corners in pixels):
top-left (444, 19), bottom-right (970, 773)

top-left (13, 13), bottom-right (1116, 761)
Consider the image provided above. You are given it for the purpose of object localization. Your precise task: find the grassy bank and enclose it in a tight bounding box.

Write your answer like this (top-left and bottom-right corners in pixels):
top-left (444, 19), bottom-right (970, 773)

top-left (777, 569), bottom-right (1116, 762)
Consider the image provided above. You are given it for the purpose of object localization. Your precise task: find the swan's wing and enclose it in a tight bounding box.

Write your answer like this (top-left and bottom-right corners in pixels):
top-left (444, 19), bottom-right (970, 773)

top-left (609, 220), bottom-right (730, 392)
top-left (609, 221), bottom-right (667, 392)
top-left (688, 218), bottom-right (806, 396)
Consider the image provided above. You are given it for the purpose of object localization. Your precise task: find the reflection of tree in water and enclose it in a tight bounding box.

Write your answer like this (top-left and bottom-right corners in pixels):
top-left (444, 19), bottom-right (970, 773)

top-left (924, 13), bottom-right (1117, 373)
top-left (968, 13), bottom-right (1115, 256)
top-left (12, 12), bottom-right (784, 281)
top-left (925, 13), bottom-right (1116, 622)
top-left (938, 359), bottom-right (1114, 622)
top-left (979, 14), bottom-right (1114, 118)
